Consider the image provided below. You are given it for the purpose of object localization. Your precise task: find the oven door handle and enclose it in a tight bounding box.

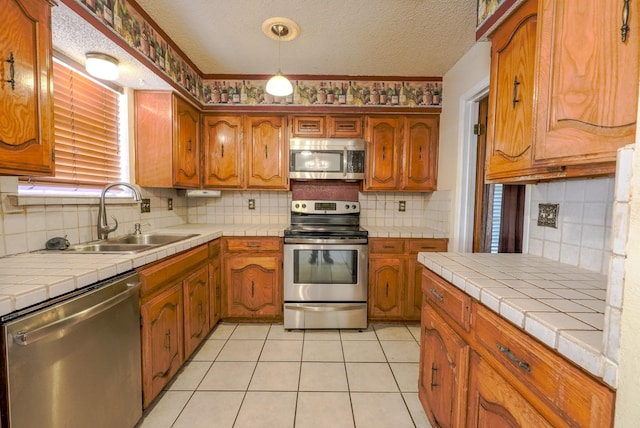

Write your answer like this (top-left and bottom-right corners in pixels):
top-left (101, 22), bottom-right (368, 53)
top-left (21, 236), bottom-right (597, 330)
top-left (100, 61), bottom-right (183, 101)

top-left (284, 238), bottom-right (368, 245)
top-left (285, 303), bottom-right (364, 312)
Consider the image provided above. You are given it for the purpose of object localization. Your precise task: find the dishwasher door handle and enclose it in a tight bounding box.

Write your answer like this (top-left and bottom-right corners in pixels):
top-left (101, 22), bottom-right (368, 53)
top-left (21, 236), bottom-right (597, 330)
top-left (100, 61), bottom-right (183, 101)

top-left (13, 282), bottom-right (140, 346)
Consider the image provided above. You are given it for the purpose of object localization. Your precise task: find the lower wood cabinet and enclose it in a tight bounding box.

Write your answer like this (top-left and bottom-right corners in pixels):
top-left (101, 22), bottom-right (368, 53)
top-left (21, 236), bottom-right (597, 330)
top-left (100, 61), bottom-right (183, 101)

top-left (222, 237), bottom-right (283, 320)
top-left (419, 268), bottom-right (615, 428)
top-left (368, 238), bottom-right (448, 321)
top-left (138, 244), bottom-right (211, 408)
top-left (209, 239), bottom-right (222, 328)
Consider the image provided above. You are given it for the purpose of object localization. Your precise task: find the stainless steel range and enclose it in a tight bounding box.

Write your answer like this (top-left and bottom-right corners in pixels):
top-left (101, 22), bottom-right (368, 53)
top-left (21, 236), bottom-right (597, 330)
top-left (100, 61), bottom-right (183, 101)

top-left (283, 200), bottom-right (368, 329)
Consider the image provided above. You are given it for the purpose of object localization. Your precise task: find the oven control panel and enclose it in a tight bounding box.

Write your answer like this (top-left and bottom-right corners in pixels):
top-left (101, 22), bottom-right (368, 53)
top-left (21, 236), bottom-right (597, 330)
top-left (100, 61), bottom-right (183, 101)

top-left (291, 200), bottom-right (360, 214)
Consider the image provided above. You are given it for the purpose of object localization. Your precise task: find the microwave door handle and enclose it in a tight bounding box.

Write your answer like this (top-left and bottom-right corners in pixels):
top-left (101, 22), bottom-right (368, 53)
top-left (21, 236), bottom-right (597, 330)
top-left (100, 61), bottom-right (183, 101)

top-left (343, 147), bottom-right (348, 177)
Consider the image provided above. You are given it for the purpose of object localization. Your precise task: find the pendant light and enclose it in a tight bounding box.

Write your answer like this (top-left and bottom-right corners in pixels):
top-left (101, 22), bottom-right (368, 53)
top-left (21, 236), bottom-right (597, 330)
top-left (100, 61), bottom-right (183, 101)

top-left (263, 18), bottom-right (299, 97)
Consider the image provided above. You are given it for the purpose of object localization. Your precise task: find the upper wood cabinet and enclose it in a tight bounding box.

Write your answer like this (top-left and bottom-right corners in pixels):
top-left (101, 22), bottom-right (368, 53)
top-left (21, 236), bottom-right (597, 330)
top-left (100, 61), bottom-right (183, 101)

top-left (364, 115), bottom-right (438, 192)
top-left (135, 91), bottom-right (200, 188)
top-left (291, 115), bottom-right (363, 138)
top-left (203, 114), bottom-right (288, 190)
top-left (485, 0), bottom-right (545, 182)
top-left (0, 0), bottom-right (54, 176)
top-left (533, 0), bottom-right (639, 170)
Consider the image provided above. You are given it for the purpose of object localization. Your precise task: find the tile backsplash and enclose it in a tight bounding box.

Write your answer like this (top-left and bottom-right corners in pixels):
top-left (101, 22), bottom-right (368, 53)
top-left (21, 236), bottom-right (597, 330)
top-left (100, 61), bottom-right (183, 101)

top-left (526, 177), bottom-right (615, 274)
top-left (359, 190), bottom-right (451, 231)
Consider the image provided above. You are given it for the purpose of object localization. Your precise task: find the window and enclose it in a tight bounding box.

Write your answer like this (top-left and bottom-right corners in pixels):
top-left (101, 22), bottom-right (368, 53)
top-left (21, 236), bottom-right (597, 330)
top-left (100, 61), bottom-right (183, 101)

top-left (19, 58), bottom-right (128, 195)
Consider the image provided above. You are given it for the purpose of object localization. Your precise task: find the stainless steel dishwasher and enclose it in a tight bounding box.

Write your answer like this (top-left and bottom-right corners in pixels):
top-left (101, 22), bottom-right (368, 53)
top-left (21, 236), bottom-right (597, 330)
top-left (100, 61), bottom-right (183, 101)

top-left (0, 271), bottom-right (142, 428)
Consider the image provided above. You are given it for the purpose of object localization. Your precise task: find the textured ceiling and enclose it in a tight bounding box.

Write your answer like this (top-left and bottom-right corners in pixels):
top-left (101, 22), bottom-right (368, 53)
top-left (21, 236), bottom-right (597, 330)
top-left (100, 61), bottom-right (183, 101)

top-left (135, 0), bottom-right (478, 77)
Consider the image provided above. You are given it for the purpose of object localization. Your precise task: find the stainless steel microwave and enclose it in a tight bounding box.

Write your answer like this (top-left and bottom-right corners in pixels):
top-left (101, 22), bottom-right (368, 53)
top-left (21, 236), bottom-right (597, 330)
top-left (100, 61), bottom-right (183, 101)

top-left (289, 138), bottom-right (365, 180)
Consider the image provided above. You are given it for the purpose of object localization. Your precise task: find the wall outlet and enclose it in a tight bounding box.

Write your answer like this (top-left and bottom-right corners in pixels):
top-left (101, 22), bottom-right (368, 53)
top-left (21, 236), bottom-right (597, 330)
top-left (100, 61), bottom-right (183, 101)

top-left (399, 200), bottom-right (406, 212)
top-left (167, 198), bottom-right (173, 211)
top-left (537, 203), bottom-right (559, 228)
top-left (140, 199), bottom-right (151, 213)
top-left (248, 199), bottom-right (255, 210)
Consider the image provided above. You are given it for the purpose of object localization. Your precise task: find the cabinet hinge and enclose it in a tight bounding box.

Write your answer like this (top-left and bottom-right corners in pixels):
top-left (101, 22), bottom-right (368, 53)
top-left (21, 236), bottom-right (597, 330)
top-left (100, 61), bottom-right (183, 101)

top-left (473, 123), bottom-right (485, 136)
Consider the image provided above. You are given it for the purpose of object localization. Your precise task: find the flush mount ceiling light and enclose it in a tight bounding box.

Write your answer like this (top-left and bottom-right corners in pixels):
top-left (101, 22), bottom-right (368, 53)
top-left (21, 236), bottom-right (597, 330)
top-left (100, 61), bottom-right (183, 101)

top-left (262, 18), bottom-right (299, 97)
top-left (85, 52), bottom-right (119, 81)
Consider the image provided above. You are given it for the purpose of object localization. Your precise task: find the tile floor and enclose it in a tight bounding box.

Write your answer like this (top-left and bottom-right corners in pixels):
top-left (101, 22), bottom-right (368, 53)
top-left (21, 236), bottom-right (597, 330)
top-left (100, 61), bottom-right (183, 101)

top-left (136, 323), bottom-right (433, 428)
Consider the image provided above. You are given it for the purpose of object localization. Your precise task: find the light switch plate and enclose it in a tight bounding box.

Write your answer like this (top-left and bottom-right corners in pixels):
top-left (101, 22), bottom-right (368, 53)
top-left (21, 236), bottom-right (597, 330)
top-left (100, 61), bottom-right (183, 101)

top-left (538, 203), bottom-right (559, 228)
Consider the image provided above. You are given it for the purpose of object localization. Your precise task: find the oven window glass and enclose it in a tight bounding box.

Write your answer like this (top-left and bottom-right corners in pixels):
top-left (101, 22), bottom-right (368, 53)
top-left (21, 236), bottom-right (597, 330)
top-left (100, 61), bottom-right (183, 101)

top-left (291, 151), bottom-right (343, 172)
top-left (292, 249), bottom-right (358, 284)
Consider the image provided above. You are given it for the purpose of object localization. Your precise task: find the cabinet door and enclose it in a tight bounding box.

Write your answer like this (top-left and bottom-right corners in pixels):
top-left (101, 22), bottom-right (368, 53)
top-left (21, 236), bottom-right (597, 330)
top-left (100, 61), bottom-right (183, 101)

top-left (365, 116), bottom-right (402, 191)
top-left (245, 115), bottom-right (288, 189)
top-left (202, 115), bottom-right (244, 188)
top-left (173, 96), bottom-right (200, 187)
top-left (183, 265), bottom-right (209, 358)
top-left (534, 0), bottom-right (638, 167)
top-left (467, 352), bottom-right (553, 428)
top-left (405, 258), bottom-right (423, 321)
top-left (403, 116), bottom-right (439, 191)
top-left (485, 0), bottom-right (541, 181)
top-left (224, 254), bottom-right (282, 317)
top-left (369, 257), bottom-right (404, 319)
top-left (141, 283), bottom-right (184, 408)
top-left (0, 0), bottom-right (54, 175)
top-left (291, 116), bottom-right (325, 137)
top-left (419, 304), bottom-right (470, 428)
top-left (327, 115), bottom-right (363, 137)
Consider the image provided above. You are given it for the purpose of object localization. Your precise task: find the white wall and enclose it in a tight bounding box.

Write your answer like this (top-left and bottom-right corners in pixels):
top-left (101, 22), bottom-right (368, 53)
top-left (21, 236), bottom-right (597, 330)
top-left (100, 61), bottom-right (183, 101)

top-left (438, 41), bottom-right (491, 251)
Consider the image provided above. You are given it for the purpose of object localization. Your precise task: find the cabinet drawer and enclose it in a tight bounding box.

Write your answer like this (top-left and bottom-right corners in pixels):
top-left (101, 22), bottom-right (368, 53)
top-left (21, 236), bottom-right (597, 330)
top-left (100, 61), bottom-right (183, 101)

top-left (369, 238), bottom-right (405, 254)
top-left (328, 116), bottom-right (363, 137)
top-left (292, 116), bottom-right (325, 137)
top-left (473, 304), bottom-right (614, 428)
top-left (139, 245), bottom-right (209, 299)
top-left (223, 237), bottom-right (282, 252)
top-left (408, 238), bottom-right (448, 254)
top-left (422, 269), bottom-right (471, 331)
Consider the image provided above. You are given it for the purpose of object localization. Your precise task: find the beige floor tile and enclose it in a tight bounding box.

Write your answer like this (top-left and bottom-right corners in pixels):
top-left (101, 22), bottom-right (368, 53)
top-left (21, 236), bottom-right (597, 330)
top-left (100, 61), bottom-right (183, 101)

top-left (390, 363), bottom-right (420, 392)
top-left (190, 339), bottom-right (225, 361)
top-left (137, 391), bottom-right (191, 428)
top-left (373, 324), bottom-right (416, 341)
top-left (229, 323), bottom-right (271, 340)
top-left (166, 361), bottom-right (212, 390)
top-left (406, 324), bottom-right (422, 342)
top-left (207, 323), bottom-right (237, 340)
top-left (295, 392), bottom-right (354, 428)
top-left (304, 329), bottom-right (341, 341)
top-left (249, 361), bottom-right (301, 391)
top-left (172, 391), bottom-right (244, 428)
top-left (403, 392), bottom-right (434, 428)
top-left (380, 340), bottom-right (420, 362)
top-left (299, 362), bottom-right (349, 391)
top-left (216, 339), bottom-right (264, 361)
top-left (234, 391), bottom-right (296, 428)
top-left (302, 340), bottom-right (344, 361)
top-left (340, 325), bottom-right (378, 341)
top-left (346, 363), bottom-right (398, 392)
top-left (260, 339), bottom-right (303, 361)
top-left (342, 340), bottom-right (387, 362)
top-left (351, 392), bottom-right (415, 428)
top-left (267, 324), bottom-right (304, 340)
top-left (197, 361), bottom-right (256, 390)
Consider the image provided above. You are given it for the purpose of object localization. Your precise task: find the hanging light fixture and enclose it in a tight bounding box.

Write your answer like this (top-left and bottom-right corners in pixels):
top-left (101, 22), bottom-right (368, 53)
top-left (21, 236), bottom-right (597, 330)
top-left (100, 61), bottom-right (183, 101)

top-left (85, 52), bottom-right (119, 81)
top-left (263, 18), bottom-right (299, 97)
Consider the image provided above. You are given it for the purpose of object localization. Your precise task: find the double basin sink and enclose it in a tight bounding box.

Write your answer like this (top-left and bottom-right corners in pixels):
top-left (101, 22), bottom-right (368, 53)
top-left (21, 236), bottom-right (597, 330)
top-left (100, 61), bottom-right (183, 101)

top-left (64, 233), bottom-right (200, 254)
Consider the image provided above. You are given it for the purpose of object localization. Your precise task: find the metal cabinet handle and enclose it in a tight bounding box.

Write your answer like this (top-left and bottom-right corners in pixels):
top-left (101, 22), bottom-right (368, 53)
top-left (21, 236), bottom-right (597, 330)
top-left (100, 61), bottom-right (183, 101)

top-left (497, 343), bottom-right (531, 372)
top-left (265, 144), bottom-right (268, 160)
top-left (382, 145), bottom-right (386, 160)
top-left (429, 288), bottom-right (444, 302)
top-left (187, 138), bottom-right (193, 152)
top-left (430, 363), bottom-right (438, 389)
top-left (221, 143), bottom-right (224, 158)
top-left (165, 330), bottom-right (171, 350)
top-left (247, 243), bottom-right (261, 248)
top-left (512, 76), bottom-right (520, 108)
top-left (419, 145), bottom-right (423, 160)
top-left (251, 280), bottom-right (255, 297)
top-left (5, 52), bottom-right (15, 91)
top-left (385, 282), bottom-right (389, 297)
top-left (622, 0), bottom-right (631, 42)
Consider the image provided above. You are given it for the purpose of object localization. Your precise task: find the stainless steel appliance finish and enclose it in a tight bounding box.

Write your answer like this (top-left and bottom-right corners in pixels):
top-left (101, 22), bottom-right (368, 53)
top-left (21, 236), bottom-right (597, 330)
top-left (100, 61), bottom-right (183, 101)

top-left (1, 272), bottom-right (142, 428)
top-left (284, 200), bottom-right (368, 329)
top-left (289, 138), bottom-right (365, 180)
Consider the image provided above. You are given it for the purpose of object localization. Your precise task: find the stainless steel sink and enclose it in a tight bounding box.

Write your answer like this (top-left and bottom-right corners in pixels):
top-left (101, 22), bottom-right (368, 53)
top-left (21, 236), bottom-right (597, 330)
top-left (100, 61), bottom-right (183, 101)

top-left (62, 233), bottom-right (200, 254)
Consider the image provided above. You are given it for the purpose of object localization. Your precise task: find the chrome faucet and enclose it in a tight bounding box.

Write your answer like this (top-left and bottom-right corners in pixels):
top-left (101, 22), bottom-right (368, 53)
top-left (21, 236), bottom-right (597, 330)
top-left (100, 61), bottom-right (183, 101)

top-left (98, 182), bottom-right (142, 240)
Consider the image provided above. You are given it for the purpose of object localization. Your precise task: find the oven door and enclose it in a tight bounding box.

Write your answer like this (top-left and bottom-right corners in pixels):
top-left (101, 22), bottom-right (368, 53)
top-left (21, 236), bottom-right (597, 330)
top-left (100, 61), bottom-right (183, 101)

top-left (284, 241), bottom-right (368, 302)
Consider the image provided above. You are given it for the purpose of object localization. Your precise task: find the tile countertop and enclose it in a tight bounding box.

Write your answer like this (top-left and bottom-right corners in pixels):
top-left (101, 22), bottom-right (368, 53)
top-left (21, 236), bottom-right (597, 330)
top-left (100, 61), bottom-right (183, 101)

top-left (0, 224), bottom-right (287, 318)
top-left (364, 226), bottom-right (448, 239)
top-left (418, 252), bottom-right (609, 383)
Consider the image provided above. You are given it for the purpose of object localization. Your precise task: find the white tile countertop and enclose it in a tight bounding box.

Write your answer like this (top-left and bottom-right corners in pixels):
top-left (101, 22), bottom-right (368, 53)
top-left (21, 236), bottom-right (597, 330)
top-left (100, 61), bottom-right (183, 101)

top-left (365, 226), bottom-right (448, 239)
top-left (0, 223), bottom-right (287, 318)
top-left (418, 252), bottom-right (609, 383)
